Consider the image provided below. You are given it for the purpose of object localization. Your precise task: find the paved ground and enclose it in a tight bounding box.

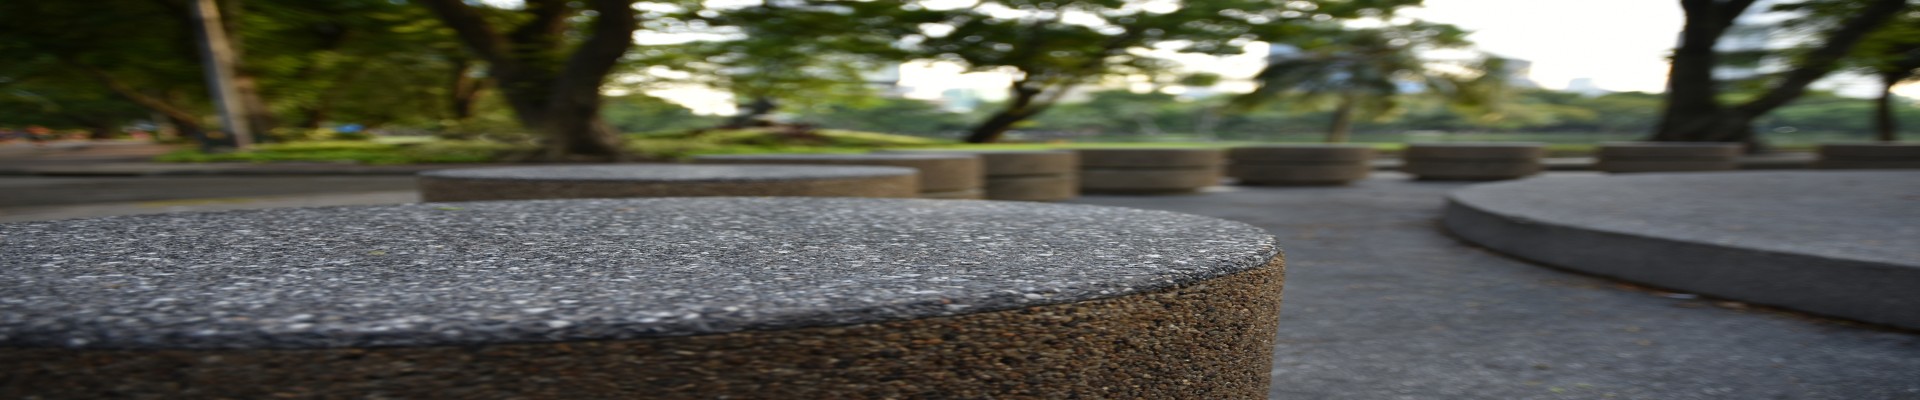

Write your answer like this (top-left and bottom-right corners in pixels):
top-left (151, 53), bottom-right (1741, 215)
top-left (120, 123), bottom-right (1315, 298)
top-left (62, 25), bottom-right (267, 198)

top-left (1, 172), bottom-right (1915, 399)
top-left (1072, 174), bottom-right (1920, 400)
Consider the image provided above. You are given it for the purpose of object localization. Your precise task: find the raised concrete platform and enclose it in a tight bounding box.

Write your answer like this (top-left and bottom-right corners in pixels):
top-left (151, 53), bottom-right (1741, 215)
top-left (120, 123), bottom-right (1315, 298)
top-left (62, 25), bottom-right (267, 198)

top-left (0, 197), bottom-right (1283, 398)
top-left (1443, 171), bottom-right (1920, 329)
top-left (418, 164), bottom-right (918, 202)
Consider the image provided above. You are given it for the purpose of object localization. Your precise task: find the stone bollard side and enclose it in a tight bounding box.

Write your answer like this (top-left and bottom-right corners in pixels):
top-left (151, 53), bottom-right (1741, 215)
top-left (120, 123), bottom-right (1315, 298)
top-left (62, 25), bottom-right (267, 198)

top-left (1078, 148), bottom-right (1226, 194)
top-left (1816, 143), bottom-right (1920, 169)
top-left (695, 153), bottom-right (985, 199)
top-left (1228, 145), bottom-right (1376, 185)
top-left (880, 149), bottom-right (1080, 201)
top-left (1402, 143), bottom-right (1545, 181)
top-left (1596, 142), bottom-right (1741, 173)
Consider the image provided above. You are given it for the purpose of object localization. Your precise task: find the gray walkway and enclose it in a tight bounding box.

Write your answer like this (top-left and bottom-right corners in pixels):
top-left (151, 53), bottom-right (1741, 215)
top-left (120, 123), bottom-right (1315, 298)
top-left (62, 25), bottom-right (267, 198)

top-left (0, 172), bottom-right (1914, 399)
top-left (1071, 173), bottom-right (1919, 400)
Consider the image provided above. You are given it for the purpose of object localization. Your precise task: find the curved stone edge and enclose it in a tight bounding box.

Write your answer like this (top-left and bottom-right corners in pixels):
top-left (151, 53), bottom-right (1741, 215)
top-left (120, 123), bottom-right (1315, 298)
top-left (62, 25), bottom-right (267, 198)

top-left (2, 258), bottom-right (1284, 399)
top-left (418, 174), bottom-right (919, 202)
top-left (1441, 193), bottom-right (1920, 330)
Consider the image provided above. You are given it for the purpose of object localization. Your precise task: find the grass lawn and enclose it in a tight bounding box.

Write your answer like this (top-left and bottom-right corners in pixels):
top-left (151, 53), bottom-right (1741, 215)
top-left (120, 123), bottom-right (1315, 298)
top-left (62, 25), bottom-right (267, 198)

top-left (155, 129), bottom-right (1818, 164)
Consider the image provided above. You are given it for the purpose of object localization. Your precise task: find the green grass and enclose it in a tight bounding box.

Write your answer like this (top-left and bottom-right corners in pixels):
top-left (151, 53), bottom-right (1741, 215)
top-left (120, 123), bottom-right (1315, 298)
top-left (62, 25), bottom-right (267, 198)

top-left (626, 128), bottom-right (952, 160)
top-left (157, 140), bottom-right (525, 164)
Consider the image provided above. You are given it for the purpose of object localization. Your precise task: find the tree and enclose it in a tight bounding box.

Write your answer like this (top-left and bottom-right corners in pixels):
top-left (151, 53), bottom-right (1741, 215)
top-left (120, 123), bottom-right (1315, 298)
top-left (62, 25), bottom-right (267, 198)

top-left (1652, 0), bottom-right (1911, 147)
top-left (841, 0), bottom-right (1421, 143)
top-left (420, 0), bottom-right (639, 160)
top-left (644, 2), bottom-right (910, 128)
top-left (1230, 21), bottom-right (1504, 142)
top-left (1848, 11), bottom-right (1920, 141)
top-left (0, 0), bottom-right (218, 145)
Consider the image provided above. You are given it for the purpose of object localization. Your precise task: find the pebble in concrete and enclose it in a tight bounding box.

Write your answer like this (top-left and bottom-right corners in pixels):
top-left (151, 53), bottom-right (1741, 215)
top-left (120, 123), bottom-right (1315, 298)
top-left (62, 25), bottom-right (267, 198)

top-left (1078, 148), bottom-right (1226, 194)
top-left (1817, 143), bottom-right (1920, 169)
top-left (417, 164), bottom-right (919, 201)
top-left (693, 153), bottom-right (984, 199)
top-left (882, 149), bottom-right (1079, 201)
top-left (1402, 143), bottom-right (1545, 181)
top-left (0, 197), bottom-right (1284, 398)
top-left (1596, 142), bottom-right (1741, 173)
top-left (1228, 145), bottom-right (1376, 186)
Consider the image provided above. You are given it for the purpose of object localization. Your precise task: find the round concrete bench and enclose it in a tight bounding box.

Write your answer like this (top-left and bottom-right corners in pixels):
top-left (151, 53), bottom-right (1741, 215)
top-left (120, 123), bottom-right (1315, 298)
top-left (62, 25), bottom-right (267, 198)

top-left (881, 149), bottom-right (1078, 201)
top-left (1816, 143), bottom-right (1920, 169)
top-left (1227, 145), bottom-right (1375, 185)
top-left (0, 198), bottom-right (1285, 398)
top-left (1401, 143), bottom-right (1545, 181)
top-left (1078, 148), bottom-right (1226, 193)
top-left (694, 153), bottom-right (984, 199)
top-left (417, 164), bottom-right (919, 202)
top-left (1596, 142), bottom-right (1741, 173)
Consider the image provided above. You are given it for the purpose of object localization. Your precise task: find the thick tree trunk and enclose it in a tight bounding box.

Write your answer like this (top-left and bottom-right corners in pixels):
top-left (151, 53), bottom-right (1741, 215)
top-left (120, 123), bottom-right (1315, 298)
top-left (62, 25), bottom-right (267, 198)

top-left (1655, 0), bottom-right (1906, 148)
top-left (966, 108), bottom-right (1032, 144)
top-left (1875, 73), bottom-right (1899, 142)
top-left (965, 83), bottom-right (1050, 144)
top-left (723, 96), bottom-right (778, 128)
top-left (422, 0), bottom-right (635, 161)
top-left (1327, 94), bottom-right (1356, 143)
top-left (448, 58), bottom-right (486, 122)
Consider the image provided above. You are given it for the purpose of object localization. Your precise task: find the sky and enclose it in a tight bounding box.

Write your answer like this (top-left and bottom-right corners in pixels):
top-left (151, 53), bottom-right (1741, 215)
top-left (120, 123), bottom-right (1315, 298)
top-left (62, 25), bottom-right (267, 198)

top-left (648, 0), bottom-right (1915, 114)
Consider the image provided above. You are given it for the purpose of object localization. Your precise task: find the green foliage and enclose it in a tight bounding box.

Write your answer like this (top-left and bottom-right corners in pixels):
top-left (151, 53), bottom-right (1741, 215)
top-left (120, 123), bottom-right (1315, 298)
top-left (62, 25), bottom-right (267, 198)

top-left (625, 128), bottom-right (951, 160)
top-left (792, 97), bottom-right (972, 135)
top-left (602, 94), bottom-right (719, 133)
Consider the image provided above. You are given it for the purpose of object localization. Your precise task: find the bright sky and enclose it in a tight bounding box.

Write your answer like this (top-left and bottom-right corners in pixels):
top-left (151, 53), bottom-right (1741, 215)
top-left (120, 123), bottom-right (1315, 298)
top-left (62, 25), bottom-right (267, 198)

top-left (646, 0), bottom-right (1916, 114)
top-left (1399, 0), bottom-right (1687, 93)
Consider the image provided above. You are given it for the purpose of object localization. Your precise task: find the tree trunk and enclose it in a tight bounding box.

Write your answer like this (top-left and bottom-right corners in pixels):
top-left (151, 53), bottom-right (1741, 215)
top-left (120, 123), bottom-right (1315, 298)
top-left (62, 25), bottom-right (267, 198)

top-left (1327, 94), bottom-right (1356, 143)
top-left (422, 0), bottom-right (635, 161)
top-left (965, 82), bottom-right (1052, 144)
top-left (1655, 0), bottom-right (1906, 148)
top-left (448, 57), bottom-right (486, 122)
top-left (723, 96), bottom-right (778, 128)
top-left (1875, 73), bottom-right (1899, 142)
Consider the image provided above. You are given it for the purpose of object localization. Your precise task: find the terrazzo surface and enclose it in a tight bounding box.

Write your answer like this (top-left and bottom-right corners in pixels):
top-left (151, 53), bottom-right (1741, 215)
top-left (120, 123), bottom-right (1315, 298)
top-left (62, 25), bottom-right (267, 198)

top-left (0, 197), bottom-right (1275, 350)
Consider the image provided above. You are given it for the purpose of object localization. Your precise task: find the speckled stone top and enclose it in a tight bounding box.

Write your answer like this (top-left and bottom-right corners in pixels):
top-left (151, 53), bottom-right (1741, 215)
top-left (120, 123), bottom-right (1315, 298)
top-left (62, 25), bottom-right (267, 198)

top-left (419, 164), bottom-right (917, 182)
top-left (0, 198), bottom-right (1277, 350)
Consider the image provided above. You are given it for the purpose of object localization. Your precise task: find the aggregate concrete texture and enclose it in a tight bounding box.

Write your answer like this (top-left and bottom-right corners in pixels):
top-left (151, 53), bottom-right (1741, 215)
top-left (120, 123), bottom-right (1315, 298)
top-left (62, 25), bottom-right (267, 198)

top-left (1, 197), bottom-right (1276, 349)
top-left (4, 172), bottom-right (1917, 399)
top-left (1068, 172), bottom-right (1920, 400)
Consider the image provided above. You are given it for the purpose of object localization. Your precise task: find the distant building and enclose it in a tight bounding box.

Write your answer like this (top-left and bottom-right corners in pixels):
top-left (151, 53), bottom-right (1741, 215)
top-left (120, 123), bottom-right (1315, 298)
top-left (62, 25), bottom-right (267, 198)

top-left (1501, 58), bottom-right (1541, 89)
top-left (939, 88), bottom-right (982, 112)
top-left (1565, 78), bottom-right (1611, 97)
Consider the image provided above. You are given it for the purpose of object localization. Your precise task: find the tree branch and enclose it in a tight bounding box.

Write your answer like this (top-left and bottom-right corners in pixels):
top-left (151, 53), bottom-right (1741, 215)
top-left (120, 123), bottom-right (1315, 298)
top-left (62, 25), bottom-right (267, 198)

top-left (1736, 0), bottom-right (1909, 115)
top-left (418, 0), bottom-right (509, 64)
top-left (546, 0), bottom-right (638, 111)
